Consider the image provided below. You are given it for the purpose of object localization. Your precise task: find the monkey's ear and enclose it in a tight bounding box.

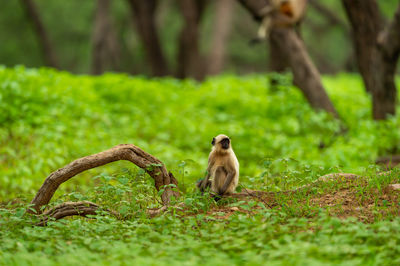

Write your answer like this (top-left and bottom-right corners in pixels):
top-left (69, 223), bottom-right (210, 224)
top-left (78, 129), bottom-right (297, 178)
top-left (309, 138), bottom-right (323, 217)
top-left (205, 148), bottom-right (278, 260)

top-left (211, 138), bottom-right (216, 145)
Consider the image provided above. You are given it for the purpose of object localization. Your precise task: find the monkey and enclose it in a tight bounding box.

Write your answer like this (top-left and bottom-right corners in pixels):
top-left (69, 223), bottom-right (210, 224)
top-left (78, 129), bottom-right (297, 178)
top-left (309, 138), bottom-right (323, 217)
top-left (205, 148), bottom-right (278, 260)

top-left (197, 134), bottom-right (239, 198)
top-left (250, 0), bottom-right (307, 45)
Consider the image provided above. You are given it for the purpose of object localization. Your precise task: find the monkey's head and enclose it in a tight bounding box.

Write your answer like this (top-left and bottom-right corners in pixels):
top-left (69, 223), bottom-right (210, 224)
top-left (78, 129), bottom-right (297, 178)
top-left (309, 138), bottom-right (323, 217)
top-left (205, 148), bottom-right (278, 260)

top-left (212, 134), bottom-right (231, 153)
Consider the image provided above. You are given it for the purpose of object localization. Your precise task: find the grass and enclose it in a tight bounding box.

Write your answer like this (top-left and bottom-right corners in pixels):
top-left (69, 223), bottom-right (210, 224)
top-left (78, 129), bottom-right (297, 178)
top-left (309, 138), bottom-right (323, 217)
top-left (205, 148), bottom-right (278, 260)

top-left (1, 66), bottom-right (400, 265)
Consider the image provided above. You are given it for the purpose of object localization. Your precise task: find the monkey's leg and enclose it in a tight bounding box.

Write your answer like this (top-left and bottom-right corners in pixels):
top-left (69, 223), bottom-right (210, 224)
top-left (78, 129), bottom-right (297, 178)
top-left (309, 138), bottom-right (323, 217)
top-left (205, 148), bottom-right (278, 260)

top-left (212, 167), bottom-right (228, 195)
top-left (219, 171), bottom-right (235, 195)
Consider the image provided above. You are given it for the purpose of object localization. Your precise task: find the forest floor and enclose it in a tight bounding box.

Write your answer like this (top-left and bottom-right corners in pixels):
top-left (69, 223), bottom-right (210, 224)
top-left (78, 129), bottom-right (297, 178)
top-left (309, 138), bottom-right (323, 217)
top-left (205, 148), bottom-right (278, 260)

top-left (2, 68), bottom-right (400, 265)
top-left (174, 173), bottom-right (400, 224)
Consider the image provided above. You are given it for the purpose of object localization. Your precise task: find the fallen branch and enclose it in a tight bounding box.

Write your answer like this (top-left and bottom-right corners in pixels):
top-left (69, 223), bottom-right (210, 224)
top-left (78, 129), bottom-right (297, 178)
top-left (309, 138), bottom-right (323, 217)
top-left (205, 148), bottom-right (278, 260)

top-left (29, 144), bottom-right (179, 214)
top-left (36, 201), bottom-right (119, 226)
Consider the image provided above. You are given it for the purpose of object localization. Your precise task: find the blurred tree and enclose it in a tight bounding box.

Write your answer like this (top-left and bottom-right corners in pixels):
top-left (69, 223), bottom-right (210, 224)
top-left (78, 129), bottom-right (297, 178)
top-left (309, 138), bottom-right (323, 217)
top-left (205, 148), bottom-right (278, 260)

top-left (238, 0), bottom-right (338, 118)
top-left (0, 0), bottom-right (396, 77)
top-left (127, 0), bottom-right (169, 76)
top-left (306, 0), bottom-right (353, 73)
top-left (19, 0), bottom-right (59, 68)
top-left (309, 0), bottom-right (348, 33)
top-left (207, 0), bottom-right (234, 76)
top-left (177, 0), bottom-right (208, 80)
top-left (342, 0), bottom-right (400, 119)
top-left (91, 0), bottom-right (121, 75)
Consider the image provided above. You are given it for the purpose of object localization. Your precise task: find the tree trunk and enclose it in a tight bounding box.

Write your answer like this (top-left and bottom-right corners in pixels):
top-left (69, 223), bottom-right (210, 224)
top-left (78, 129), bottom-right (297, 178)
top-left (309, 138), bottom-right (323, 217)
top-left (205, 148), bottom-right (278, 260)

top-left (341, 0), bottom-right (382, 94)
top-left (237, 0), bottom-right (338, 117)
top-left (373, 4), bottom-right (400, 119)
top-left (127, 0), bottom-right (169, 76)
top-left (342, 0), bottom-right (400, 119)
top-left (177, 0), bottom-right (207, 80)
top-left (270, 28), bottom-right (338, 117)
top-left (91, 0), bottom-right (121, 75)
top-left (19, 0), bottom-right (59, 68)
top-left (207, 0), bottom-right (234, 75)
top-left (268, 34), bottom-right (288, 72)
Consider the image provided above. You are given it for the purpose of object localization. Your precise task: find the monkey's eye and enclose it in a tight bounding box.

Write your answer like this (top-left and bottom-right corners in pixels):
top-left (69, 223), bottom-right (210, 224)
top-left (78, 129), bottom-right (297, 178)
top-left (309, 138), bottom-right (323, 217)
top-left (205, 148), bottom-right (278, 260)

top-left (211, 138), bottom-right (216, 145)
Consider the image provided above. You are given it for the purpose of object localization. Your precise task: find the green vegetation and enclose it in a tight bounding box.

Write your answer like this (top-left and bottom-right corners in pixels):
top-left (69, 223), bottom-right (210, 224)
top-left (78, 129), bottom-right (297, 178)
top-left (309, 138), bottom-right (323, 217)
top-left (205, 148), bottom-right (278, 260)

top-left (1, 67), bottom-right (400, 265)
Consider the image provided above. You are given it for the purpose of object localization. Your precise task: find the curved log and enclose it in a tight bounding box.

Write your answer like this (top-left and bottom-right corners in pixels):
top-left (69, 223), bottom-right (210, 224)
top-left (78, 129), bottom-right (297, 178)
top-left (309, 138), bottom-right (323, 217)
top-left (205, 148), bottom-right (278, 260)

top-left (36, 201), bottom-right (119, 226)
top-left (29, 144), bottom-right (179, 214)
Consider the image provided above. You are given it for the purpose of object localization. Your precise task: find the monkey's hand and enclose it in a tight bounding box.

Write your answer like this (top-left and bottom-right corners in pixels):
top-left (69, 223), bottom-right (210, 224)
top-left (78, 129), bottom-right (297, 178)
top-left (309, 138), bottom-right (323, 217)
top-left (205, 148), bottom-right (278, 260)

top-left (196, 178), bottom-right (204, 189)
top-left (197, 177), bottom-right (211, 193)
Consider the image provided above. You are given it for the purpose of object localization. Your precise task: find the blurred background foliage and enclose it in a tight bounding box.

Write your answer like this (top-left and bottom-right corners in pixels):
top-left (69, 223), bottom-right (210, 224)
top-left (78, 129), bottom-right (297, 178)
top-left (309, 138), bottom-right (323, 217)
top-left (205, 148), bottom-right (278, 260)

top-left (0, 0), bottom-right (398, 75)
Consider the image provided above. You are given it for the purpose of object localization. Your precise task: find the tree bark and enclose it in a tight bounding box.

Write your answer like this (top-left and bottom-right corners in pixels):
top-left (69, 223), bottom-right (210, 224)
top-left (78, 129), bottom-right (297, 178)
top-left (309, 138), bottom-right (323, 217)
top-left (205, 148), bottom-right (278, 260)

top-left (374, 4), bottom-right (400, 119)
top-left (19, 0), bottom-right (59, 68)
top-left (28, 144), bottom-right (179, 214)
top-left (342, 0), bottom-right (400, 119)
top-left (36, 201), bottom-right (119, 226)
top-left (207, 0), bottom-right (234, 75)
top-left (177, 0), bottom-right (207, 80)
top-left (270, 28), bottom-right (338, 116)
top-left (268, 34), bottom-right (288, 72)
top-left (237, 0), bottom-right (338, 117)
top-left (341, 0), bottom-right (382, 94)
top-left (91, 0), bottom-right (121, 75)
top-left (127, 0), bottom-right (169, 76)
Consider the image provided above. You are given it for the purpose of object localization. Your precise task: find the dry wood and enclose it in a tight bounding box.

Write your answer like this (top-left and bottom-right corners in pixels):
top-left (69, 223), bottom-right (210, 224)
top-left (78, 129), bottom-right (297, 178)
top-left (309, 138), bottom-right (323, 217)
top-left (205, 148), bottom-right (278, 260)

top-left (29, 144), bottom-right (178, 214)
top-left (36, 201), bottom-right (119, 226)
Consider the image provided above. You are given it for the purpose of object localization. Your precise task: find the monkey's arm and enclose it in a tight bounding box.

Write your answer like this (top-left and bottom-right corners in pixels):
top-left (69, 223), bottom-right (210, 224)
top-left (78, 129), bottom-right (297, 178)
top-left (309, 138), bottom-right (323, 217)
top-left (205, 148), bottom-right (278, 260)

top-left (219, 169), bottom-right (236, 195)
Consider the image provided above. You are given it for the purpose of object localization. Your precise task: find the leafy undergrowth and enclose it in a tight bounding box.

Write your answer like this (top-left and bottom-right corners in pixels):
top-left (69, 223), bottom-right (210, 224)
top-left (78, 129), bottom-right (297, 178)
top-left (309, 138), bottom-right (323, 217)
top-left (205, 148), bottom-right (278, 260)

top-left (1, 67), bottom-right (400, 265)
top-left (203, 171), bottom-right (400, 223)
top-left (1, 169), bottom-right (400, 265)
top-left (1, 66), bottom-right (400, 201)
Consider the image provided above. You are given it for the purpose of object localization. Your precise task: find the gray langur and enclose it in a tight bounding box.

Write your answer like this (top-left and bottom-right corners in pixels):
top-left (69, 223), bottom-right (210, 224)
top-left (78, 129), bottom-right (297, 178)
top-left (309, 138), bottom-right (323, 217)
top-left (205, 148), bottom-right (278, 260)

top-left (197, 134), bottom-right (239, 197)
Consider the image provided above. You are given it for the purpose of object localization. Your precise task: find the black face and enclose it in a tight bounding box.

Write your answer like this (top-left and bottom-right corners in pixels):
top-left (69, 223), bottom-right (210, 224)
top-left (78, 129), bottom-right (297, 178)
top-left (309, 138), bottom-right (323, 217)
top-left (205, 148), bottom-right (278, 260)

top-left (211, 138), bottom-right (216, 146)
top-left (220, 138), bottom-right (230, 149)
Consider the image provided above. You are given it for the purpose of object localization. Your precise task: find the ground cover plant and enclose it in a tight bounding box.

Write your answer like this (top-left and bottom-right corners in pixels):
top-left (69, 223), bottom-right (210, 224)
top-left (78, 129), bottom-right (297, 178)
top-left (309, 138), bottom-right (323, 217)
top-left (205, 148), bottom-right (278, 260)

top-left (1, 67), bottom-right (400, 265)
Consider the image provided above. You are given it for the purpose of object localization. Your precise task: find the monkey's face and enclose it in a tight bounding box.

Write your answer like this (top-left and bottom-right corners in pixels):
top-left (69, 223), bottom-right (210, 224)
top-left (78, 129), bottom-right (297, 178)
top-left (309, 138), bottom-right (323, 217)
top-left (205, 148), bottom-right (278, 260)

top-left (212, 134), bottom-right (231, 151)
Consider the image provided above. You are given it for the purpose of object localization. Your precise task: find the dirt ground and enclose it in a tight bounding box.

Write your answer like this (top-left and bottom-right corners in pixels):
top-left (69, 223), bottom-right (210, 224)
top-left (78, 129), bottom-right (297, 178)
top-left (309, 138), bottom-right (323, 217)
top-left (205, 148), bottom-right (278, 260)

top-left (203, 177), bottom-right (400, 223)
